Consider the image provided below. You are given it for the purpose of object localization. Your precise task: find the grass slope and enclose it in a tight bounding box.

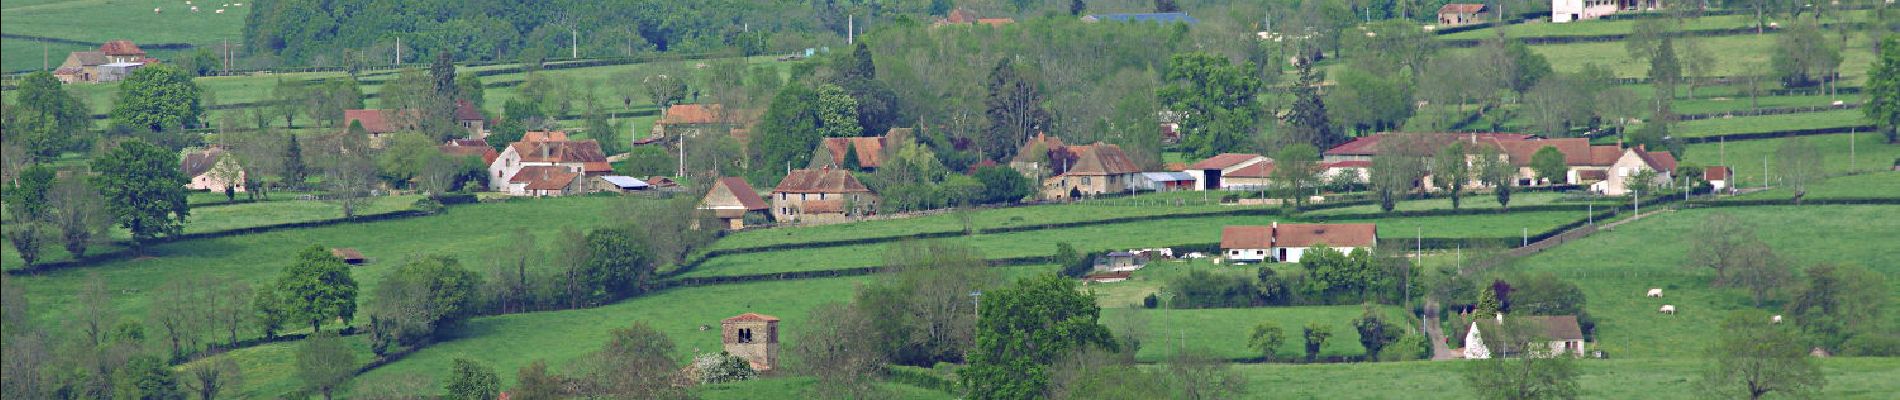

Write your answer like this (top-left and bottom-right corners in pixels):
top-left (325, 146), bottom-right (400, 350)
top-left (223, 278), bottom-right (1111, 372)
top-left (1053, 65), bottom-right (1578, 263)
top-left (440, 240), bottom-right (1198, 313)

top-left (1229, 357), bottom-right (1900, 399)
top-left (1, 0), bottom-right (247, 73)
top-left (1508, 205), bottom-right (1900, 359)
top-left (1680, 133), bottom-right (1900, 187)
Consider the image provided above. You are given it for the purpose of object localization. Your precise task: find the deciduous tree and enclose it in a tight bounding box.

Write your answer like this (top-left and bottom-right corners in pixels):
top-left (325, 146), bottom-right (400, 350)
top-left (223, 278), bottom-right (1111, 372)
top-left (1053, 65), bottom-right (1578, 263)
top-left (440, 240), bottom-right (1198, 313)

top-left (582, 322), bottom-right (689, 399)
top-left (443, 358), bottom-right (500, 400)
top-left (8, 71), bottom-right (91, 157)
top-left (1160, 52), bottom-right (1262, 158)
top-left (963, 274), bottom-right (1118, 400)
top-left (1249, 321), bottom-right (1286, 361)
top-left (1529, 146), bottom-right (1568, 186)
top-left (982, 57), bottom-right (1051, 161)
top-left (92, 140), bottom-right (190, 250)
top-left (273, 245), bottom-right (360, 333)
top-left (1270, 144), bottom-right (1321, 207)
top-left (1699, 310), bottom-right (1825, 400)
top-left (297, 331), bottom-right (358, 400)
top-left (111, 64), bottom-right (204, 132)
top-left (1866, 37), bottom-right (1900, 143)
top-left (1433, 142), bottom-right (1472, 209)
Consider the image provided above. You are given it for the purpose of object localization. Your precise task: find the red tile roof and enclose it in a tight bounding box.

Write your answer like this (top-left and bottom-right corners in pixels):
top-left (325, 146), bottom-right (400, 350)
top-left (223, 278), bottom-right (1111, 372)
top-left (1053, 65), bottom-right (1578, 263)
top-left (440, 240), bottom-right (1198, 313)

top-left (1188, 153), bottom-right (1267, 170)
top-left (342, 109), bottom-right (418, 133)
top-left (523, 131), bottom-right (569, 142)
top-left (98, 40), bottom-right (146, 57)
top-left (523, 172), bottom-right (580, 191)
top-left (820, 137), bottom-right (886, 168)
top-left (1225, 161), bottom-right (1276, 178)
top-left (508, 140), bottom-right (608, 164)
top-left (1641, 150), bottom-right (1678, 173)
top-left (180, 147), bottom-right (229, 178)
top-left (1324, 133), bottom-right (1533, 157)
top-left (723, 313), bottom-right (780, 323)
top-left (1012, 132), bottom-right (1066, 164)
top-left (1438, 3), bottom-right (1488, 14)
top-left (774, 168), bottom-right (871, 194)
top-left (453, 100), bottom-right (485, 121)
top-left (1059, 143), bottom-right (1141, 176)
top-left (716, 177), bottom-right (770, 210)
top-left (659, 104), bottom-right (723, 125)
top-left (1274, 223), bottom-right (1378, 248)
top-left (1487, 138), bottom-right (1609, 167)
top-left (508, 166), bottom-right (573, 183)
top-left (1220, 226), bottom-right (1274, 249)
top-left (1705, 166), bottom-right (1731, 181)
top-left (941, 8), bottom-right (980, 24)
top-left (331, 248), bottom-right (365, 262)
top-left (439, 143), bottom-right (500, 165)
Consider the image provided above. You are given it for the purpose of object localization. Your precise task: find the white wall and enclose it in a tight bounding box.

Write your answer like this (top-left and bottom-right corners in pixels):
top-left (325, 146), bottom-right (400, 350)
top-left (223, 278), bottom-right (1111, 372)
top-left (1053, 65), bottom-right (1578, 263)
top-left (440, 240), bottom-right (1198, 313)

top-left (1226, 248), bottom-right (1270, 262)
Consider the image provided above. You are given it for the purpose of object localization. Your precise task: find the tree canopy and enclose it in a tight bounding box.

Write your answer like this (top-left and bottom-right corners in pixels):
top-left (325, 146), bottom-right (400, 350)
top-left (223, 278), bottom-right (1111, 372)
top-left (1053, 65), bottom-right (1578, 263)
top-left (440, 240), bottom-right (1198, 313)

top-left (110, 65), bottom-right (205, 132)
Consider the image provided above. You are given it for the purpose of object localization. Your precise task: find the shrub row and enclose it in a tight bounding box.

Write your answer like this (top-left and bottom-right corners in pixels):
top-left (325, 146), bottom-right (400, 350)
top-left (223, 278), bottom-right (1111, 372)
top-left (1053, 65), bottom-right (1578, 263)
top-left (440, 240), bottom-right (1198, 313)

top-left (1680, 124), bottom-right (1875, 144)
top-left (6, 209), bottom-right (431, 275)
top-left (1677, 103), bottom-right (1859, 122)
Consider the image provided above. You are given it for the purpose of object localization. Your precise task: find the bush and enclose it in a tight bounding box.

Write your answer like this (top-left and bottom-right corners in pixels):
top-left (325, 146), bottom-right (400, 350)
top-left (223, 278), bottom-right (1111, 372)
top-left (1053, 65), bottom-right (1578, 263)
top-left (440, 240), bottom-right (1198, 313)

top-left (1841, 334), bottom-right (1900, 356)
top-left (689, 352), bottom-right (758, 384)
top-left (1382, 333), bottom-right (1430, 361)
top-left (1166, 270), bottom-right (1257, 308)
top-left (1142, 293), bottom-right (1159, 309)
top-left (411, 197), bottom-right (446, 214)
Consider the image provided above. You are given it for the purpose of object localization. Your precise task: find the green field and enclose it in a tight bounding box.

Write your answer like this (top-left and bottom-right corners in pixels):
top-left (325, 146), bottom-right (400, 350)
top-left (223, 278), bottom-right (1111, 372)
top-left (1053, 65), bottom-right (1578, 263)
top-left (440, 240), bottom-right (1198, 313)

top-left (1680, 133), bottom-right (1900, 187)
top-left (1509, 205), bottom-right (1900, 359)
top-left (1672, 94), bottom-right (1855, 116)
top-left (1435, 11), bottom-right (1873, 40)
top-left (2, 195), bottom-right (423, 267)
top-left (1103, 305), bottom-right (1408, 362)
top-left (1729, 171), bottom-right (1900, 200)
top-left (8, 196), bottom-right (633, 342)
top-left (1, 0), bottom-right (247, 73)
top-left (1228, 357), bottom-right (1900, 399)
top-left (681, 211), bottom-right (1591, 279)
top-left (1520, 33), bottom-right (1878, 83)
top-left (1669, 109), bottom-right (1870, 138)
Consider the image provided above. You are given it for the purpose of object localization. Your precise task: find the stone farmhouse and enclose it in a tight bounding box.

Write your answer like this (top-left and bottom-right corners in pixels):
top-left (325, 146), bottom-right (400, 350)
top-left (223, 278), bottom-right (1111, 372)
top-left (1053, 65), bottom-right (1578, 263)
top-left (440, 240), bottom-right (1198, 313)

top-left (180, 146), bottom-right (245, 193)
top-left (771, 167), bottom-right (878, 224)
top-left (55, 40), bottom-right (155, 84)
top-left (341, 109), bottom-right (420, 148)
top-left (453, 100), bottom-right (488, 140)
top-left (1323, 133), bottom-right (1673, 194)
top-left (1220, 222), bottom-right (1378, 263)
top-left (487, 133), bottom-right (611, 196)
top-left (1011, 135), bottom-right (1143, 200)
top-left (699, 177), bottom-right (770, 230)
top-left (1463, 314), bottom-right (1587, 358)
top-left (1437, 3), bottom-right (1488, 26)
top-left (721, 313), bottom-right (781, 372)
top-left (1705, 166), bottom-right (1732, 191)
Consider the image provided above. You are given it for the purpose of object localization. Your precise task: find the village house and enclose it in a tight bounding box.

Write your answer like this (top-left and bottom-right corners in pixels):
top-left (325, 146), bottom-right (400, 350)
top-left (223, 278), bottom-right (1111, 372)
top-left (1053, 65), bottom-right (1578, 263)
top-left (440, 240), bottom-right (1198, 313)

top-left (453, 100), bottom-right (488, 139)
top-left (1553, 0), bottom-right (1661, 23)
top-left (439, 139), bottom-right (499, 165)
top-left (1094, 252), bottom-right (1147, 273)
top-left (1483, 137), bottom-right (1622, 186)
top-left (180, 146), bottom-right (245, 193)
top-left (342, 109), bottom-right (421, 148)
top-left (721, 313), bottom-right (781, 372)
top-left (1705, 166), bottom-right (1732, 192)
top-left (934, 8), bottom-right (1015, 27)
top-left (1219, 161), bottom-right (1277, 190)
top-left (699, 177), bottom-right (771, 230)
top-left (1220, 222), bottom-right (1378, 263)
top-left (651, 104), bottom-right (730, 139)
top-left (809, 135), bottom-right (886, 171)
top-left (772, 167), bottom-right (878, 224)
top-left (1592, 145), bottom-right (1677, 196)
top-left (1463, 314), bottom-right (1587, 358)
top-left (1043, 142), bottom-right (1143, 200)
top-left (1320, 160), bottom-right (1372, 185)
top-left (488, 135), bottom-right (611, 196)
top-left (54, 40), bottom-right (156, 84)
top-left (1437, 3), bottom-right (1489, 26)
top-left (1184, 153), bottom-right (1272, 190)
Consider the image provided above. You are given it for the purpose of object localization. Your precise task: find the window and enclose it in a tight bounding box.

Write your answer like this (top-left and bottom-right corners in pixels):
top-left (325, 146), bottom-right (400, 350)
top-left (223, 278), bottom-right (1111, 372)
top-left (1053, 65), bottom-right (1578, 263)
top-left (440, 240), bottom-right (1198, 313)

top-left (1082, 177), bottom-right (1092, 185)
top-left (737, 328), bottom-right (754, 343)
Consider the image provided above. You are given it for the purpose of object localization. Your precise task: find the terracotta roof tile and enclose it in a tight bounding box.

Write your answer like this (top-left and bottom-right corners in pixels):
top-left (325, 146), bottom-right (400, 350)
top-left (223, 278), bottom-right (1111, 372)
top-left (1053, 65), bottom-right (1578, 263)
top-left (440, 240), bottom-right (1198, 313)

top-left (660, 104), bottom-right (723, 125)
top-left (1221, 226), bottom-right (1273, 249)
top-left (1705, 166), bottom-right (1731, 181)
top-left (773, 168), bottom-right (871, 194)
top-left (98, 40), bottom-right (145, 57)
top-left (820, 137), bottom-right (886, 168)
top-left (523, 131), bottom-right (569, 142)
top-left (1438, 3), bottom-right (1488, 14)
top-left (453, 100), bottom-right (485, 121)
top-left (1274, 223), bottom-right (1378, 248)
top-left (716, 177), bottom-right (769, 210)
top-left (180, 147), bottom-right (228, 178)
top-left (439, 143), bottom-right (500, 165)
top-left (1225, 161), bottom-right (1276, 178)
top-left (1324, 133), bottom-right (1533, 157)
top-left (1059, 143), bottom-right (1141, 176)
top-left (343, 109), bottom-right (419, 133)
top-left (508, 140), bottom-right (608, 164)
top-left (723, 313), bottom-right (780, 323)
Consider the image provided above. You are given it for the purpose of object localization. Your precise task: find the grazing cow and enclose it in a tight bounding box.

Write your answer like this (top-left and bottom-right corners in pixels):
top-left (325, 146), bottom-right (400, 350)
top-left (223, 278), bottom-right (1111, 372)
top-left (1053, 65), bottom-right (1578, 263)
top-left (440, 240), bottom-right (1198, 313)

top-left (1646, 288), bottom-right (1663, 297)
top-left (1772, 315), bottom-right (1783, 324)
top-left (154, 7), bottom-right (162, 14)
top-left (1659, 305), bottom-right (1677, 314)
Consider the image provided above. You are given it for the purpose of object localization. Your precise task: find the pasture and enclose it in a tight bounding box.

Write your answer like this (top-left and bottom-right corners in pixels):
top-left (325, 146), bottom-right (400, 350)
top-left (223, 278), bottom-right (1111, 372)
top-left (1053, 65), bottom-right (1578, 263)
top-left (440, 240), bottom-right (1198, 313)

top-left (1228, 357), bottom-right (1900, 399)
top-left (1, 0), bottom-right (248, 73)
top-left (1668, 109), bottom-right (1869, 138)
top-left (1679, 133), bottom-right (1900, 187)
top-left (1507, 205), bottom-right (1900, 359)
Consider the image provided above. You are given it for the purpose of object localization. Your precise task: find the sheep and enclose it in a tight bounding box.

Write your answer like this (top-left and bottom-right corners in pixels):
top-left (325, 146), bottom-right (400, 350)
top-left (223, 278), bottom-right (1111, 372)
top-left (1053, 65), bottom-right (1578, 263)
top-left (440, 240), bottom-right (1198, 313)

top-left (1659, 305), bottom-right (1677, 314)
top-left (1646, 288), bottom-right (1663, 298)
top-left (215, 9), bottom-right (224, 13)
top-left (154, 7), bottom-right (162, 14)
top-left (1772, 315), bottom-right (1783, 324)
top-left (190, 5), bottom-right (198, 11)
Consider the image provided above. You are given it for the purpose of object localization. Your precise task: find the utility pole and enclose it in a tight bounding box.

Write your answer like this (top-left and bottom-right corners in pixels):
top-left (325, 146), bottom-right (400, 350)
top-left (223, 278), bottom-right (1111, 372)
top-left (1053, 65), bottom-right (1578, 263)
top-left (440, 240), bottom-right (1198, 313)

top-left (572, 29), bottom-right (579, 59)
top-left (43, 42), bottom-right (48, 71)
top-left (1850, 128), bottom-right (1857, 172)
top-left (848, 15), bottom-right (855, 44)
top-left (396, 37), bottom-right (402, 65)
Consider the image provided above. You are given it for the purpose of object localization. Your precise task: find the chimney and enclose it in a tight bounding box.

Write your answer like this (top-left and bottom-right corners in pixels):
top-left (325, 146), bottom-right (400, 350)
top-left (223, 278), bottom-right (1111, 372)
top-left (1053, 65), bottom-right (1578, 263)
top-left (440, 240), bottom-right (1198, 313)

top-left (1469, 132), bottom-right (1476, 144)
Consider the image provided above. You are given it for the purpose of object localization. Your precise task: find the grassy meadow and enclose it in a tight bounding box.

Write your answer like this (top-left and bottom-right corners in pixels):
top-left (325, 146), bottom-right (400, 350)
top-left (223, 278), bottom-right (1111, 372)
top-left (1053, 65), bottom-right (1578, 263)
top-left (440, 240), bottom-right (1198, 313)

top-left (1679, 133), bottom-right (1900, 187)
top-left (1668, 109), bottom-right (1869, 138)
top-left (1227, 357), bottom-right (1900, 399)
top-left (1, 0), bottom-right (247, 73)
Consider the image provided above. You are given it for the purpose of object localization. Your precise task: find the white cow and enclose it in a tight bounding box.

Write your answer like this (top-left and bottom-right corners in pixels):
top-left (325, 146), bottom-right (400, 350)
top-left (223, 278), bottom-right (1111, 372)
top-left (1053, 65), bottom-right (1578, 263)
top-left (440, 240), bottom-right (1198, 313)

top-left (1772, 315), bottom-right (1783, 324)
top-left (1646, 288), bottom-right (1663, 297)
top-left (1659, 305), bottom-right (1677, 314)
top-left (215, 9), bottom-right (224, 14)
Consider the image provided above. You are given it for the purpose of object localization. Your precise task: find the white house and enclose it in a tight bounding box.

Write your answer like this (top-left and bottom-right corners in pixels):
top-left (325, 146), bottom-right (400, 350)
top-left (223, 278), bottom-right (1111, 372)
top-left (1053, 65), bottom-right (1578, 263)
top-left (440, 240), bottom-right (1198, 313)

top-left (1185, 153), bottom-right (1272, 190)
top-left (1591, 146), bottom-right (1677, 196)
top-left (1220, 222), bottom-right (1379, 263)
top-left (1705, 166), bottom-right (1732, 191)
top-left (1553, 0), bottom-right (1662, 23)
top-left (180, 147), bottom-right (245, 193)
top-left (1464, 314), bottom-right (1587, 358)
top-left (487, 136), bottom-right (610, 196)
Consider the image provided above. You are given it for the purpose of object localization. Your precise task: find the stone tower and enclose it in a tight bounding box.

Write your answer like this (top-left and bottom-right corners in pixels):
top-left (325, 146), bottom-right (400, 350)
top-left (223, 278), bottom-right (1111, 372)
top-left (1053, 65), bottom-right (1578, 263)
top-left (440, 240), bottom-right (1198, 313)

top-left (720, 313), bottom-right (780, 371)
